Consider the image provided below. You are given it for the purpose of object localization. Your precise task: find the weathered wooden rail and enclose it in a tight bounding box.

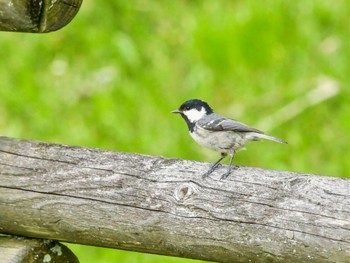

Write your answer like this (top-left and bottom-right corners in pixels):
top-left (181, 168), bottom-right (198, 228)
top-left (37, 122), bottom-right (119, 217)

top-left (0, 0), bottom-right (82, 32)
top-left (0, 136), bottom-right (349, 263)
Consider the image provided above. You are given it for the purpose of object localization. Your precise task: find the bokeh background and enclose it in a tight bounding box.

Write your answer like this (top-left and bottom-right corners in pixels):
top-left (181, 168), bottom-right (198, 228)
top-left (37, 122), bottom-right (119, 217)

top-left (0, 0), bottom-right (349, 262)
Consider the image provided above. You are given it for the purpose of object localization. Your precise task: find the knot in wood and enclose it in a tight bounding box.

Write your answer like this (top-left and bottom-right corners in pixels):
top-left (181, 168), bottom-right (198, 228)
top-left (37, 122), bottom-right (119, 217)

top-left (174, 183), bottom-right (197, 202)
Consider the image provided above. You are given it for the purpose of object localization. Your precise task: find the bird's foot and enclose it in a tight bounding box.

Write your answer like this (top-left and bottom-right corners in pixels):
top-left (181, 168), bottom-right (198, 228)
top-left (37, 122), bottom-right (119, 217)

top-left (220, 166), bottom-right (237, 180)
top-left (220, 171), bottom-right (231, 180)
top-left (202, 164), bottom-right (222, 179)
top-left (202, 170), bottom-right (213, 179)
top-left (202, 172), bottom-right (210, 179)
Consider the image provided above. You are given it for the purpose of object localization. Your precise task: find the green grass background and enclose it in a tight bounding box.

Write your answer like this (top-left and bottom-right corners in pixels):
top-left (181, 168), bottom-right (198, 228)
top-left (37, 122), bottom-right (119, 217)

top-left (0, 0), bottom-right (349, 262)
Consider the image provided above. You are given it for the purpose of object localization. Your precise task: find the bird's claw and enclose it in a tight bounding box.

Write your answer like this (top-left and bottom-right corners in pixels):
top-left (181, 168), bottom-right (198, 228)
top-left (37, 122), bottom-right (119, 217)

top-left (202, 170), bottom-right (212, 179)
top-left (220, 165), bottom-right (237, 180)
top-left (220, 171), bottom-right (231, 180)
top-left (202, 163), bottom-right (224, 179)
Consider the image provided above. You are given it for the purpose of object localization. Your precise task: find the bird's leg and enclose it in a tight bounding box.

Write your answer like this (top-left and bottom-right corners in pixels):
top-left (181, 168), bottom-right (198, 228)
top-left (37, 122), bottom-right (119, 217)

top-left (202, 153), bottom-right (227, 179)
top-left (221, 151), bottom-right (235, 179)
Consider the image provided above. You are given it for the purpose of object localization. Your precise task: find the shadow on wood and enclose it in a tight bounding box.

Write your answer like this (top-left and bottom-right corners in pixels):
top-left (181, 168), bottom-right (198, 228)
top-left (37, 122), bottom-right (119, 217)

top-left (0, 136), bottom-right (349, 262)
top-left (0, 0), bottom-right (82, 32)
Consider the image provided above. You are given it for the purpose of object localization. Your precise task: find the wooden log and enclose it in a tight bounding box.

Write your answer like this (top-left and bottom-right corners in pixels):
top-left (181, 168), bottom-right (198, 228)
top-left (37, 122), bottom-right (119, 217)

top-left (0, 235), bottom-right (79, 263)
top-left (0, 136), bottom-right (349, 263)
top-left (0, 0), bottom-right (82, 32)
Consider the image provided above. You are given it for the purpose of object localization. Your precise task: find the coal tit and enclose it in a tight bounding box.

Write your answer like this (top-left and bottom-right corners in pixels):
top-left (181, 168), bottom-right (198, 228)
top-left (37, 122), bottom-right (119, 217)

top-left (172, 99), bottom-right (287, 179)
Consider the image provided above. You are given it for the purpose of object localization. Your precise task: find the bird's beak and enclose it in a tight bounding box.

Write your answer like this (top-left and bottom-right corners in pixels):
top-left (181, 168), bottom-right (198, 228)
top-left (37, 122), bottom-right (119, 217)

top-left (171, 109), bottom-right (182, 114)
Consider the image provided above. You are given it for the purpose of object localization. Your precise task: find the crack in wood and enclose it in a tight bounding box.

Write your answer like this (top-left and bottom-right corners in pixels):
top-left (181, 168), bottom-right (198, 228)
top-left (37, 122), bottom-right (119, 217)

top-left (0, 149), bottom-right (78, 165)
top-left (1, 185), bottom-right (349, 244)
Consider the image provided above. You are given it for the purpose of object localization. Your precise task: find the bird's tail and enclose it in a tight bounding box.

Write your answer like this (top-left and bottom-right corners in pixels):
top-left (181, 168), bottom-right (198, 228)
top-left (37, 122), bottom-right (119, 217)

top-left (254, 133), bottom-right (287, 144)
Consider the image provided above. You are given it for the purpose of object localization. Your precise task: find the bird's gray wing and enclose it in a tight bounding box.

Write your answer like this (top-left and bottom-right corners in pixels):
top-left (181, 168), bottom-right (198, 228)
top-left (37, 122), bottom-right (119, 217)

top-left (198, 114), bottom-right (263, 133)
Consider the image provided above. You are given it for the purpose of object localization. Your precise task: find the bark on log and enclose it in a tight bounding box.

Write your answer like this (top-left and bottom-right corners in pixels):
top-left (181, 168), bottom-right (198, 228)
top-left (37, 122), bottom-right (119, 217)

top-left (0, 0), bottom-right (82, 32)
top-left (0, 136), bottom-right (349, 263)
top-left (0, 235), bottom-right (79, 263)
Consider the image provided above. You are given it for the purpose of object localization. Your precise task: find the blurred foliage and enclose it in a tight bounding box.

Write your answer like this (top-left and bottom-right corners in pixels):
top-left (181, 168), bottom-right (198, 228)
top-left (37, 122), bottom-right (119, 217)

top-left (0, 0), bottom-right (349, 262)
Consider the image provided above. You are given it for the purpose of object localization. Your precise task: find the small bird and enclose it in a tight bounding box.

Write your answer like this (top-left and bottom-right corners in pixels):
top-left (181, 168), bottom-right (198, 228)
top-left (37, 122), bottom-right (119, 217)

top-left (172, 99), bottom-right (287, 179)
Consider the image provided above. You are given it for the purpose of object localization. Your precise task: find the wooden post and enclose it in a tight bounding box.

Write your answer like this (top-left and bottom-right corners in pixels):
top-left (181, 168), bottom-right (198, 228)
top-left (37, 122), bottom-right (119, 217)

top-left (0, 235), bottom-right (79, 263)
top-left (0, 136), bottom-right (349, 263)
top-left (0, 0), bottom-right (82, 32)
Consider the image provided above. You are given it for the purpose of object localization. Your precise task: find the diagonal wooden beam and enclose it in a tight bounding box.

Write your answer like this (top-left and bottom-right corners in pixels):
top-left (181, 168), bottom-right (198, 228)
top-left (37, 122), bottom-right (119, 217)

top-left (0, 0), bottom-right (82, 32)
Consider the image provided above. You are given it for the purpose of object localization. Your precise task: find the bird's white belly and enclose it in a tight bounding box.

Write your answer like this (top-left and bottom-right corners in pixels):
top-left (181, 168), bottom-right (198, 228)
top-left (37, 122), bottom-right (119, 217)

top-left (190, 126), bottom-right (248, 153)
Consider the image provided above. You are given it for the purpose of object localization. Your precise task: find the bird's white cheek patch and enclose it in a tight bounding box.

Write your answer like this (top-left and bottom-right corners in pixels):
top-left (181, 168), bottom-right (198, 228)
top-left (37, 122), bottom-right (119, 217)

top-left (184, 108), bottom-right (206, 122)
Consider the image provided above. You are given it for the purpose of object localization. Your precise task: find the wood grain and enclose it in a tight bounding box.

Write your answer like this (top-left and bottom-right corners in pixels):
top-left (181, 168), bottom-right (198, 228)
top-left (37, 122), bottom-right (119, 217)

top-left (0, 136), bottom-right (349, 262)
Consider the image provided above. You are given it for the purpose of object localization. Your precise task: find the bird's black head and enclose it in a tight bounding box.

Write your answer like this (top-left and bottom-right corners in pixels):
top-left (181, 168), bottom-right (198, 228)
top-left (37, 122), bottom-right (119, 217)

top-left (172, 99), bottom-right (214, 131)
top-left (178, 99), bottom-right (213, 114)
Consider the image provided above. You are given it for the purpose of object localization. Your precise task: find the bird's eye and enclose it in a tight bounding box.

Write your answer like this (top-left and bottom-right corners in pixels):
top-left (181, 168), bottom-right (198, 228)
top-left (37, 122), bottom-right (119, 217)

top-left (185, 106), bottom-right (190, 110)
